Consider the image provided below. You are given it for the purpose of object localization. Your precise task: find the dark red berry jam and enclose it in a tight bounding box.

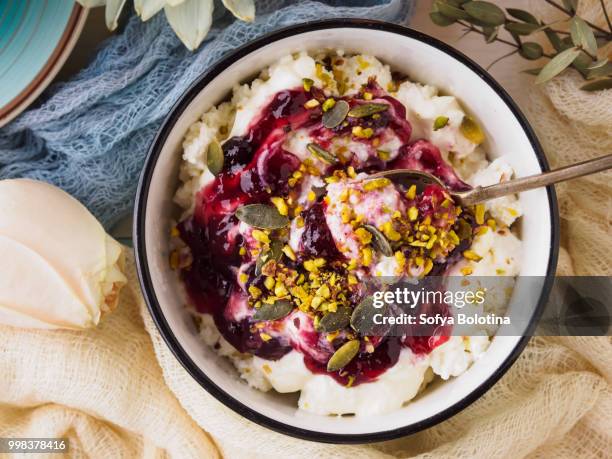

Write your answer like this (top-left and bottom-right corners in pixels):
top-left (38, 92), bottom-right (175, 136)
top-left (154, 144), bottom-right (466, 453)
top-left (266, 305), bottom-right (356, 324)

top-left (178, 83), bottom-right (474, 386)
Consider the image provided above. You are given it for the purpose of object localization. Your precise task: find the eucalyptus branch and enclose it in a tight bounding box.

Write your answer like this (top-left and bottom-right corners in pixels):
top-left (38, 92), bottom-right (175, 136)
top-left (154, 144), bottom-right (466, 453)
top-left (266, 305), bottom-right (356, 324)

top-left (600, 0), bottom-right (612, 33)
top-left (544, 0), bottom-right (611, 36)
top-left (456, 20), bottom-right (554, 59)
top-left (429, 0), bottom-right (612, 90)
top-left (455, 20), bottom-right (516, 47)
top-left (486, 50), bottom-right (519, 70)
top-left (579, 46), bottom-right (597, 61)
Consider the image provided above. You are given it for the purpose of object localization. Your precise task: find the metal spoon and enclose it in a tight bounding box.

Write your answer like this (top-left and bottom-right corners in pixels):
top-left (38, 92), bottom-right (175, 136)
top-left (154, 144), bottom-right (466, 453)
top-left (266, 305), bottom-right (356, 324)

top-left (368, 153), bottom-right (612, 207)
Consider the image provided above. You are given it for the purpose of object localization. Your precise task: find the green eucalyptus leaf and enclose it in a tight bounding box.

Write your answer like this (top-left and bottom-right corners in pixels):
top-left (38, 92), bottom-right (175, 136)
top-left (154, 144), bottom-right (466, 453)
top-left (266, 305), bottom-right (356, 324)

top-left (464, 16), bottom-right (491, 27)
top-left (505, 22), bottom-right (539, 35)
top-left (435, 1), bottom-right (470, 20)
top-left (561, 36), bottom-right (574, 48)
top-left (522, 67), bottom-right (544, 75)
top-left (506, 8), bottom-right (539, 24)
top-left (571, 51), bottom-right (593, 77)
top-left (581, 78), bottom-right (612, 91)
top-left (570, 17), bottom-right (598, 55)
top-left (587, 62), bottom-right (612, 79)
top-left (587, 58), bottom-right (609, 70)
top-left (562, 0), bottom-right (578, 13)
top-left (463, 1), bottom-right (506, 26)
top-left (520, 42), bottom-right (544, 60)
top-left (445, 0), bottom-right (466, 6)
top-left (483, 26), bottom-right (498, 43)
top-left (545, 30), bottom-right (564, 51)
top-left (430, 12), bottom-right (456, 26)
top-left (536, 47), bottom-right (581, 84)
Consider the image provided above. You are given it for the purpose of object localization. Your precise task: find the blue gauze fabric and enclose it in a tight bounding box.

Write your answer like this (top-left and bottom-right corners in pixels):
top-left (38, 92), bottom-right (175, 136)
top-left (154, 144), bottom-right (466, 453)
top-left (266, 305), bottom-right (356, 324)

top-left (0, 0), bottom-right (415, 229)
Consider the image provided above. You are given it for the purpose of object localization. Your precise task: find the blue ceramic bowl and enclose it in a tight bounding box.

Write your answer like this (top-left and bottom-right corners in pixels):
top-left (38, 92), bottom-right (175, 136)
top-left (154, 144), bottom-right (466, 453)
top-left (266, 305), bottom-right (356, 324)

top-left (0, 0), bottom-right (87, 126)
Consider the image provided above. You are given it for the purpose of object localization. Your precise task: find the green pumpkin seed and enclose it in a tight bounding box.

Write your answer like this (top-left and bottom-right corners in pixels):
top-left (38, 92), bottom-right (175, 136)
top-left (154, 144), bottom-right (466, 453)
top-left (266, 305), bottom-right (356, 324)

top-left (255, 239), bottom-right (283, 276)
top-left (433, 116), bottom-right (449, 131)
top-left (322, 99), bottom-right (349, 128)
top-left (206, 139), bottom-right (224, 176)
top-left (318, 307), bottom-right (351, 333)
top-left (307, 143), bottom-right (338, 164)
top-left (347, 103), bottom-right (389, 118)
top-left (327, 339), bottom-right (360, 372)
top-left (351, 296), bottom-right (386, 335)
top-left (235, 204), bottom-right (289, 229)
top-left (253, 299), bottom-right (294, 321)
top-left (459, 116), bottom-right (485, 145)
top-left (362, 224), bottom-right (393, 257)
top-left (302, 78), bottom-right (314, 91)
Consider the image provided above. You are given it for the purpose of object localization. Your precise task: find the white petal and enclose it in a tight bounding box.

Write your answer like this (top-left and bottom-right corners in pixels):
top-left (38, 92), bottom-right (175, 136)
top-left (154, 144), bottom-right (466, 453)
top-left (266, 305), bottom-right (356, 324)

top-left (0, 179), bottom-right (126, 330)
top-left (222, 0), bottom-right (254, 22)
top-left (76, 0), bottom-right (107, 7)
top-left (135, 0), bottom-right (165, 20)
top-left (166, 0), bottom-right (187, 6)
top-left (164, 0), bottom-right (214, 51)
top-left (0, 236), bottom-right (97, 330)
top-left (105, 0), bottom-right (128, 30)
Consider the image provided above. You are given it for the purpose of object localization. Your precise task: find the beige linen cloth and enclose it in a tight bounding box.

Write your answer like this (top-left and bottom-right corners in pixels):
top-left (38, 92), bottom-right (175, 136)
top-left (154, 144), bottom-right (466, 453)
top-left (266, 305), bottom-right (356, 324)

top-left (1, 1), bottom-right (611, 457)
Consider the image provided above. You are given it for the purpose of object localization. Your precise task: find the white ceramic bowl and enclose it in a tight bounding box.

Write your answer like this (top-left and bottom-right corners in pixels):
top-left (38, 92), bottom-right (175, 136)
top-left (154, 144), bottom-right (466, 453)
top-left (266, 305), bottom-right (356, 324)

top-left (134, 20), bottom-right (559, 443)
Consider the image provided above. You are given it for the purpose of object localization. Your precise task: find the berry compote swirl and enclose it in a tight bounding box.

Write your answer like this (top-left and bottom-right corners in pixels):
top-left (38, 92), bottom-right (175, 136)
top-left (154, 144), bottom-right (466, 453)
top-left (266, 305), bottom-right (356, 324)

top-left (177, 79), bottom-right (477, 387)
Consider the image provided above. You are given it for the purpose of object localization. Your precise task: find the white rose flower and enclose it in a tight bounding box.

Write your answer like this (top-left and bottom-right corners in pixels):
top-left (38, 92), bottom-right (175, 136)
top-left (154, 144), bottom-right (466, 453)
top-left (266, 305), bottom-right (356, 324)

top-left (0, 179), bottom-right (127, 330)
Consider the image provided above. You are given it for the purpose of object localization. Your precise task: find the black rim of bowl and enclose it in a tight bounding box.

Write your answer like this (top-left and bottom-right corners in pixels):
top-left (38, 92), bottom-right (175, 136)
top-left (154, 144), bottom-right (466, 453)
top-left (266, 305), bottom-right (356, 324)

top-left (134, 19), bottom-right (560, 444)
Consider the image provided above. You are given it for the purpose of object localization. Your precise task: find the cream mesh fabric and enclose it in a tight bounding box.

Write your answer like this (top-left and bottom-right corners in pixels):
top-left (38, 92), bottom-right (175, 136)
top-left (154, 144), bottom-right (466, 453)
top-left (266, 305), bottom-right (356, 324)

top-left (0, 259), bottom-right (218, 459)
top-left (1, 1), bottom-right (611, 457)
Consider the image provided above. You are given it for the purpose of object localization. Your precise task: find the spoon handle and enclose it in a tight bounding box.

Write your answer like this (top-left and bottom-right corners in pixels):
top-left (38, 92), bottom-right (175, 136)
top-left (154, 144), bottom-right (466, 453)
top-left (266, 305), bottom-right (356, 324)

top-left (459, 154), bottom-right (612, 206)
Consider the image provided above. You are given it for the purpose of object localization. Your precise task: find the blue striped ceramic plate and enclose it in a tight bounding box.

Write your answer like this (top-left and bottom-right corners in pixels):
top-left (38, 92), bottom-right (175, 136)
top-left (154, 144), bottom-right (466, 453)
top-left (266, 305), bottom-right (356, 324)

top-left (0, 0), bottom-right (87, 126)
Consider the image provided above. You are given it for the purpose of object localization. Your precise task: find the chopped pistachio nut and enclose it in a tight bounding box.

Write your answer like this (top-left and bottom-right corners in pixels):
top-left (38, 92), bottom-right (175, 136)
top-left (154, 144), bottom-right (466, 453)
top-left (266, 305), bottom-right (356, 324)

top-left (270, 197), bottom-right (289, 216)
top-left (408, 206), bottom-right (419, 221)
top-left (322, 98), bottom-right (336, 112)
top-left (304, 99), bottom-right (320, 109)
top-left (302, 78), bottom-right (314, 91)
top-left (352, 126), bottom-right (374, 139)
top-left (463, 250), bottom-right (483, 262)
top-left (363, 178), bottom-right (390, 191)
top-left (474, 204), bottom-right (485, 225)
top-left (282, 245), bottom-right (297, 261)
top-left (251, 229), bottom-right (270, 244)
